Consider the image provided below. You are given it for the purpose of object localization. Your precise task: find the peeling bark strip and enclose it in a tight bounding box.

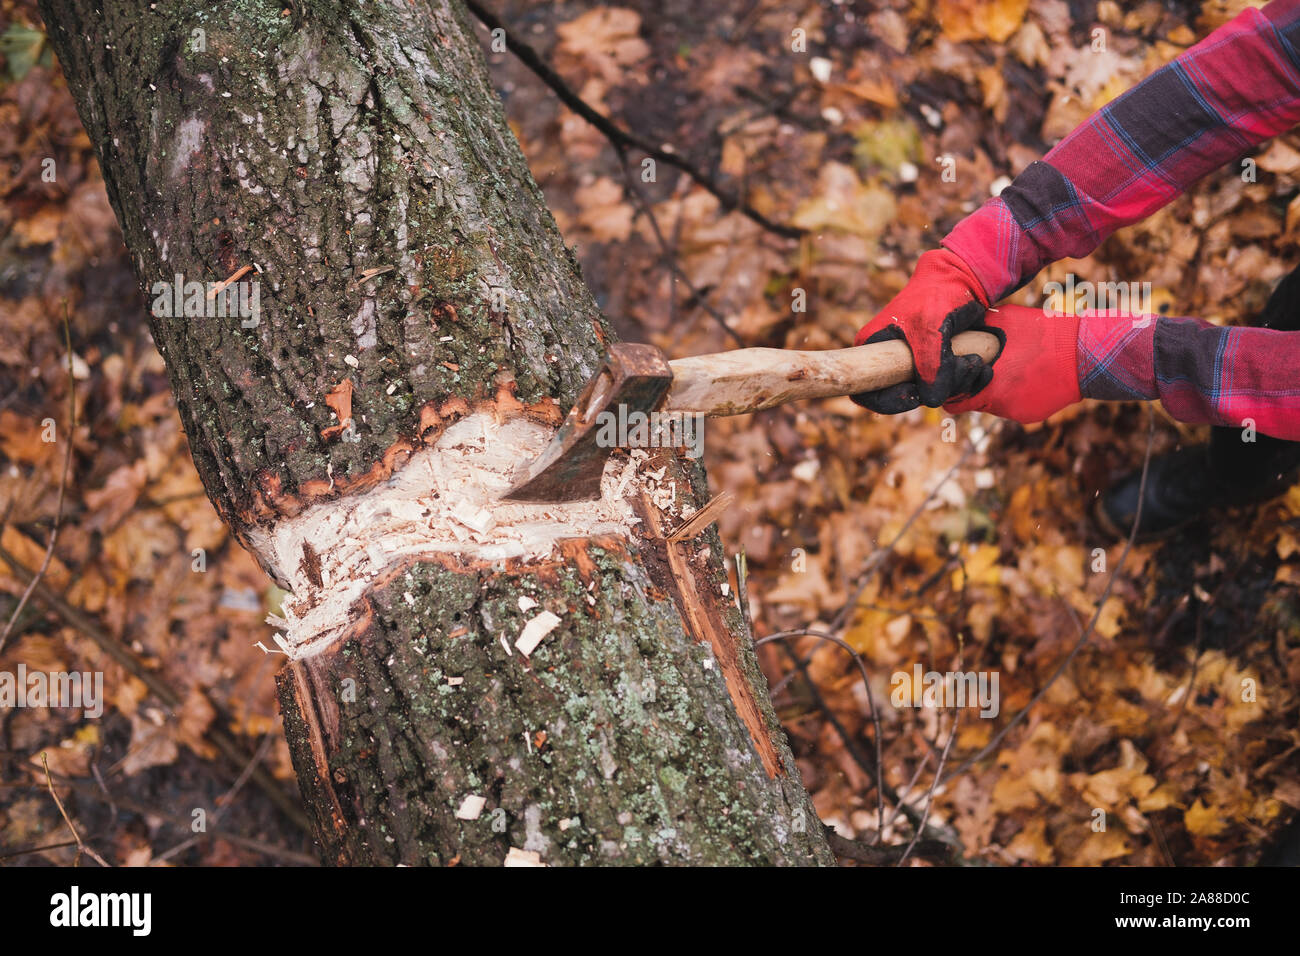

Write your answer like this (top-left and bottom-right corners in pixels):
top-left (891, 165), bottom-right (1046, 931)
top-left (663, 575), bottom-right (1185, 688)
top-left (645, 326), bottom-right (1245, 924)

top-left (41, 0), bottom-right (832, 864)
top-left (634, 481), bottom-right (784, 778)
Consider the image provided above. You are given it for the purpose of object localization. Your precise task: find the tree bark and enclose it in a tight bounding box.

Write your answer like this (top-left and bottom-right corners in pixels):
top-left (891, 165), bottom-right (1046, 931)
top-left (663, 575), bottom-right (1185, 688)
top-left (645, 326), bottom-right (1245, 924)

top-left (39, 0), bottom-right (832, 865)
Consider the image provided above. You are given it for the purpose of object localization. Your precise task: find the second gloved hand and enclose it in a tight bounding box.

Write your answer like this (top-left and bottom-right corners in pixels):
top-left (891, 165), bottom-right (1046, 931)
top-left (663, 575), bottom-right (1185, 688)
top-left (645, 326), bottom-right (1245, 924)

top-left (943, 305), bottom-right (1082, 423)
top-left (852, 246), bottom-right (994, 413)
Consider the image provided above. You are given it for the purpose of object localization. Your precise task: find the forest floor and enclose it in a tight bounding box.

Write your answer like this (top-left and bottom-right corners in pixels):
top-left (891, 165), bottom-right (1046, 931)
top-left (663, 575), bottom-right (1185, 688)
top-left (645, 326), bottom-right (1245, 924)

top-left (1, 0), bottom-right (1298, 866)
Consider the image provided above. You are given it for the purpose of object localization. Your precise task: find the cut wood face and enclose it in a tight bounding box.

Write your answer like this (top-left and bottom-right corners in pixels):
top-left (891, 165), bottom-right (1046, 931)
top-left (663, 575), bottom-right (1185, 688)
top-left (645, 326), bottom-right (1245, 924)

top-left (249, 411), bottom-right (646, 660)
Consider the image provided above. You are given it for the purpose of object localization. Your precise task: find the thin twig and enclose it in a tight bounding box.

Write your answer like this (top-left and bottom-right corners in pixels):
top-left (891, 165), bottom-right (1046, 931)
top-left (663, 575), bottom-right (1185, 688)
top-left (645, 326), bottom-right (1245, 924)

top-left (756, 438), bottom-right (979, 852)
top-left (1150, 816), bottom-right (1177, 867)
top-left (41, 751), bottom-right (109, 867)
top-left (824, 827), bottom-right (952, 865)
top-left (4, 774), bottom-right (317, 865)
top-left (0, 303), bottom-right (75, 654)
top-left (0, 837), bottom-right (82, 861)
top-left (464, 0), bottom-right (803, 239)
top-left (1170, 597), bottom-right (1206, 735)
top-left (769, 441), bottom-right (976, 703)
top-left (899, 710), bottom-right (959, 866)
top-left (756, 627), bottom-right (885, 839)
top-left (881, 750), bottom-right (933, 834)
top-left (772, 640), bottom-right (966, 855)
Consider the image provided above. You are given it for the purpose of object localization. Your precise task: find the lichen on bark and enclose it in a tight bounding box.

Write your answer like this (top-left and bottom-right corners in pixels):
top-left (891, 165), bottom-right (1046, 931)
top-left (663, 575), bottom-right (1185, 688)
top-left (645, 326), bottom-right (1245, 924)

top-left (286, 552), bottom-right (827, 865)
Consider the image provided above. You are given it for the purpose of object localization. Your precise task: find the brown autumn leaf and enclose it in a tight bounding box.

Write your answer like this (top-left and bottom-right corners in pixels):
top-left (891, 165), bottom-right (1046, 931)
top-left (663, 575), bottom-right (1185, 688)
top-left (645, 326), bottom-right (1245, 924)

top-left (791, 162), bottom-right (897, 238)
top-left (0, 632), bottom-right (67, 673)
top-left (0, 524), bottom-right (71, 594)
top-left (83, 460), bottom-right (148, 533)
top-left (1063, 827), bottom-right (1133, 864)
top-left (575, 176), bottom-right (634, 242)
top-left (1007, 817), bottom-right (1055, 863)
top-left (121, 710), bottom-right (179, 777)
top-left (0, 408), bottom-right (59, 467)
top-left (934, 0), bottom-right (1030, 44)
top-left (176, 686), bottom-right (218, 760)
top-left (555, 8), bottom-right (650, 84)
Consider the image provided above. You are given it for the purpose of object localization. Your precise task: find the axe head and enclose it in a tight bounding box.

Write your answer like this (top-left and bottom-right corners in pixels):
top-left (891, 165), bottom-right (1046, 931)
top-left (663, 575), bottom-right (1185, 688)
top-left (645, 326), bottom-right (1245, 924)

top-left (503, 343), bottom-right (673, 503)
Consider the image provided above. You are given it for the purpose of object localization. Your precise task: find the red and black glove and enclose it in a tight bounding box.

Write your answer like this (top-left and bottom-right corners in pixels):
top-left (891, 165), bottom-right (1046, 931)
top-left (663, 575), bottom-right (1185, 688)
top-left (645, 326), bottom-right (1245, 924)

top-left (852, 247), bottom-right (997, 413)
top-left (943, 305), bottom-right (1081, 423)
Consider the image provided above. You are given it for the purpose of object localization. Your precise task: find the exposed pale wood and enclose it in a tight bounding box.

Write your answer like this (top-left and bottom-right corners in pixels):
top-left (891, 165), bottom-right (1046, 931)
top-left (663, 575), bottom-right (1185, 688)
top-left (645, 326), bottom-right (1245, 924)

top-left (668, 490), bottom-right (735, 543)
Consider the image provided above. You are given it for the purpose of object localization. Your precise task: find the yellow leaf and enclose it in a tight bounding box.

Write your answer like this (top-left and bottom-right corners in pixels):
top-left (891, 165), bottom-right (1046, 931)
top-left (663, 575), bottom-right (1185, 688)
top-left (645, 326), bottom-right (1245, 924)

top-left (1082, 766), bottom-right (1156, 806)
top-left (1070, 828), bottom-right (1132, 864)
top-left (1184, 799), bottom-right (1227, 838)
top-left (1137, 782), bottom-right (1181, 813)
top-left (1274, 563), bottom-right (1300, 585)
top-left (1282, 483), bottom-right (1300, 519)
top-left (851, 118), bottom-right (921, 176)
top-left (1093, 595), bottom-right (1126, 640)
top-left (951, 543), bottom-right (1001, 591)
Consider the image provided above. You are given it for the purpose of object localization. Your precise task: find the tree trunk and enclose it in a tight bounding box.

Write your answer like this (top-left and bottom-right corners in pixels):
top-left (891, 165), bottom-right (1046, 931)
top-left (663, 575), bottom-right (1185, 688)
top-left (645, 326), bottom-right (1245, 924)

top-left (39, 0), bottom-right (832, 865)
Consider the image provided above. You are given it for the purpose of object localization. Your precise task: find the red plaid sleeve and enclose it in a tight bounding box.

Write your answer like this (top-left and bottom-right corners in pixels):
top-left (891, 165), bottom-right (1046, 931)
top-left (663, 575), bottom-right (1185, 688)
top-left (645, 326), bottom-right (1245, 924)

top-left (942, 0), bottom-right (1300, 301)
top-left (1077, 313), bottom-right (1300, 439)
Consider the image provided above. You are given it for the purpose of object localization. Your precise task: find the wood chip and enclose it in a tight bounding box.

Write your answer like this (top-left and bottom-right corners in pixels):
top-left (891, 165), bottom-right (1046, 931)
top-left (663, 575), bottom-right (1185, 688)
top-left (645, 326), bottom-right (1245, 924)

top-left (207, 264), bottom-right (252, 298)
top-left (668, 490), bottom-right (735, 543)
top-left (352, 265), bottom-right (394, 287)
top-left (515, 610), bottom-right (561, 656)
top-left (455, 794), bottom-right (486, 820)
top-left (503, 847), bottom-right (546, 867)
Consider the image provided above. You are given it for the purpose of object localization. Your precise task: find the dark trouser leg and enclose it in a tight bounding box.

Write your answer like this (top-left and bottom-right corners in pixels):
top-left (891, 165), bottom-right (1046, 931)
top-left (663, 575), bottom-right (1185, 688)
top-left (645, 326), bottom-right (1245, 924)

top-left (1099, 262), bottom-right (1300, 538)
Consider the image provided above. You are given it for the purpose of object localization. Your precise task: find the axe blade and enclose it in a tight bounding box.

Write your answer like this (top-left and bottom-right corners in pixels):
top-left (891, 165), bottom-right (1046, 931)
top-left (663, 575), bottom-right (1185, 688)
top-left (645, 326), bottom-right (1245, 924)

top-left (503, 343), bottom-right (673, 503)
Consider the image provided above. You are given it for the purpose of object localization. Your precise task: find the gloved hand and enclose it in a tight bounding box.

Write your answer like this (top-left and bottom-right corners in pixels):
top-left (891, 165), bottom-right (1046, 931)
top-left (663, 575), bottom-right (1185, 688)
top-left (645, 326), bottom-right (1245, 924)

top-left (943, 305), bottom-right (1081, 423)
top-left (852, 247), bottom-right (994, 413)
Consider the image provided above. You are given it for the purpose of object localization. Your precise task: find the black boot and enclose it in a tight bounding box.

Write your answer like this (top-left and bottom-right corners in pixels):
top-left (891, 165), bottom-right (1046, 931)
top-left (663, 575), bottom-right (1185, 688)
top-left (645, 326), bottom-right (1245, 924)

top-left (1096, 437), bottom-right (1300, 541)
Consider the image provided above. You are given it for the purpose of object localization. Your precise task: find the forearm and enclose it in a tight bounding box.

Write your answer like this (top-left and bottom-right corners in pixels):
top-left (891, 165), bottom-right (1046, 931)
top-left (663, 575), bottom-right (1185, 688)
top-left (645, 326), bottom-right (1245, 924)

top-left (944, 0), bottom-right (1300, 301)
top-left (1078, 314), bottom-right (1300, 440)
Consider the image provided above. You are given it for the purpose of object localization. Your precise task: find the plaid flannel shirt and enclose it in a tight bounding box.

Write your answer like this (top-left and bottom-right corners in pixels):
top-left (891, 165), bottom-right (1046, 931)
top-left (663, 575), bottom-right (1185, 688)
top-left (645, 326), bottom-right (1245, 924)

top-left (942, 0), bottom-right (1300, 439)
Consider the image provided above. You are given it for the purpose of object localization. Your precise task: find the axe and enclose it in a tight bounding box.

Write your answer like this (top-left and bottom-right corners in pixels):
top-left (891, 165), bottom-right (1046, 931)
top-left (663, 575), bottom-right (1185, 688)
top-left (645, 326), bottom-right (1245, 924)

top-left (503, 331), bottom-right (1000, 503)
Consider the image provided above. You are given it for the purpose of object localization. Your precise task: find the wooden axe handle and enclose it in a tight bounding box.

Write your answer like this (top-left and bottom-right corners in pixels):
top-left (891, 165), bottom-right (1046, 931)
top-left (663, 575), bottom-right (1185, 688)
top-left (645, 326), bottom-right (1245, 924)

top-left (661, 330), bottom-right (1002, 417)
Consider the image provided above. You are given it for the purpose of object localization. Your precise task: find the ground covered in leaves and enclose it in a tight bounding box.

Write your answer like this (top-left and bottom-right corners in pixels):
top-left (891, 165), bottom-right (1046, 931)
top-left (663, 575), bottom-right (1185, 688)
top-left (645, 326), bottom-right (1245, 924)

top-left (2, 0), bottom-right (1298, 865)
